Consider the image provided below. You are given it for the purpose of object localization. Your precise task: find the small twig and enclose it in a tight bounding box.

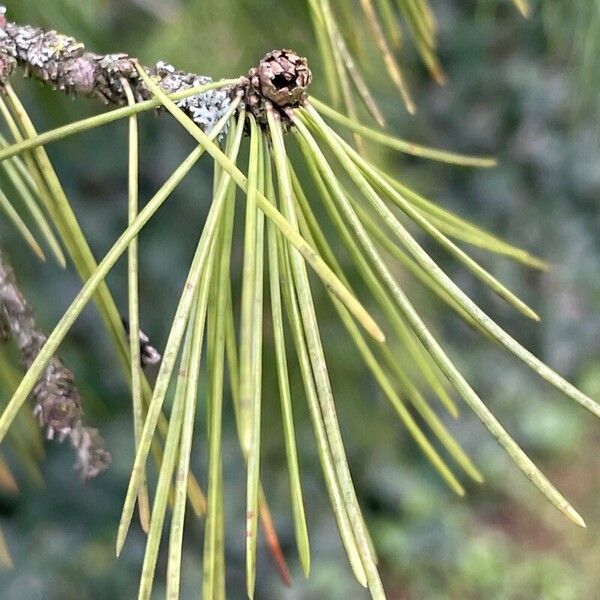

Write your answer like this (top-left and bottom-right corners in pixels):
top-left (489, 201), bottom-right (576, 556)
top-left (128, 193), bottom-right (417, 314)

top-left (0, 248), bottom-right (110, 478)
top-left (0, 6), bottom-right (232, 134)
top-left (0, 7), bottom-right (315, 134)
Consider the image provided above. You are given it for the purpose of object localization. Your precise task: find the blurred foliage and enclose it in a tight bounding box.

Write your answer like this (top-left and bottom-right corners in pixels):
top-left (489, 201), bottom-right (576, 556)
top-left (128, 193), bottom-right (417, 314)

top-left (0, 0), bottom-right (600, 598)
top-left (541, 0), bottom-right (600, 124)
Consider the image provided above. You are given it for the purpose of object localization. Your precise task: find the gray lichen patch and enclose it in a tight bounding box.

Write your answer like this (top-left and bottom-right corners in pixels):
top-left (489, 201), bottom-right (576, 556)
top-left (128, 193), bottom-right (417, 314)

top-left (0, 6), bottom-right (312, 134)
top-left (0, 6), bottom-right (232, 134)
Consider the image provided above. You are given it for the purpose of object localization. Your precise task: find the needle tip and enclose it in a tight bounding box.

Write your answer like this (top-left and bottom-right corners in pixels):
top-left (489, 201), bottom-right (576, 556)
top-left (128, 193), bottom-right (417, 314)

top-left (568, 507), bottom-right (587, 529)
top-left (115, 532), bottom-right (125, 557)
top-left (473, 472), bottom-right (485, 485)
top-left (448, 404), bottom-right (460, 419)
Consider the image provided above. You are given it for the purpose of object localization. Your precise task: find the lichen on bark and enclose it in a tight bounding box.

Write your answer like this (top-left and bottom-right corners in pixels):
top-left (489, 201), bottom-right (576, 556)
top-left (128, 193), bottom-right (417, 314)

top-left (0, 249), bottom-right (110, 478)
top-left (0, 5), bottom-right (232, 133)
top-left (0, 6), bottom-right (312, 133)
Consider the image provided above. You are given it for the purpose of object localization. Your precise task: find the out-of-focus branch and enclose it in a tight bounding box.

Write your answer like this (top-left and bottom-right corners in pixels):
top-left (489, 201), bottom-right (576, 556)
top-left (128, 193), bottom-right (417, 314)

top-left (0, 249), bottom-right (110, 478)
top-left (0, 5), bottom-right (232, 133)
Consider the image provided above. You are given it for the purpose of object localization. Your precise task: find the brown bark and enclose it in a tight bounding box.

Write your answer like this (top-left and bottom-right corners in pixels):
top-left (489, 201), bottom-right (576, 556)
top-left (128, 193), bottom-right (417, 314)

top-left (0, 5), bottom-right (232, 133)
top-left (0, 6), bottom-right (312, 129)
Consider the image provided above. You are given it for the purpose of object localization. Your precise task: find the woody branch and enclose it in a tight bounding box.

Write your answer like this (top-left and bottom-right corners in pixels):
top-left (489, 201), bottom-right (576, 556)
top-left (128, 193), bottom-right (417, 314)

top-left (0, 6), bottom-right (233, 132)
top-left (0, 6), bottom-right (312, 128)
top-left (0, 249), bottom-right (110, 478)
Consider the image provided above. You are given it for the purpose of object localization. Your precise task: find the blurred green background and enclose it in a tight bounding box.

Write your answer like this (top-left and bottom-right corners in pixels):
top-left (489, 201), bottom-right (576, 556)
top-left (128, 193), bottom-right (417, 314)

top-left (1, 1), bottom-right (600, 598)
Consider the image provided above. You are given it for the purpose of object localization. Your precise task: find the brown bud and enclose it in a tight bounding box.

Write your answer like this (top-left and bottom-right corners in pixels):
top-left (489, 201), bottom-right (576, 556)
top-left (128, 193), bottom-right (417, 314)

top-left (249, 49), bottom-right (311, 107)
top-left (238, 49), bottom-right (312, 125)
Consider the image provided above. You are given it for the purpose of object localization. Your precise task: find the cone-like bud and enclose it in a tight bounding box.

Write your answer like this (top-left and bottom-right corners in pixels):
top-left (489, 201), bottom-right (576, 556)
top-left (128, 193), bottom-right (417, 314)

top-left (239, 49), bottom-right (312, 124)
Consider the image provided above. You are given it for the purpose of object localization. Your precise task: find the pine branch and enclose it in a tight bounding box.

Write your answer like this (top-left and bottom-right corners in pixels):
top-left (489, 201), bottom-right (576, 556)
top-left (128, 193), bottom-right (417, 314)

top-left (0, 248), bottom-right (110, 478)
top-left (0, 6), bottom-right (232, 133)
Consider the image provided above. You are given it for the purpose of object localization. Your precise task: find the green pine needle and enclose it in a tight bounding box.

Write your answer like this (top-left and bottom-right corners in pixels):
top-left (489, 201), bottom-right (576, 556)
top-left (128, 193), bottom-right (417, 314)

top-left (116, 110), bottom-right (246, 557)
top-left (135, 63), bottom-right (386, 345)
top-left (291, 152), bottom-right (459, 418)
top-left (267, 108), bottom-right (385, 598)
top-left (265, 153), bottom-right (311, 578)
top-left (0, 80), bottom-right (241, 164)
top-left (2, 84), bottom-right (211, 519)
top-left (291, 161), bottom-right (480, 487)
top-left (0, 6), bottom-right (594, 595)
top-left (203, 148), bottom-right (237, 600)
top-left (137, 321), bottom-right (194, 600)
top-left (0, 186), bottom-right (45, 261)
top-left (0, 132), bottom-right (65, 266)
top-left (310, 97), bottom-right (496, 168)
top-left (291, 108), bottom-right (588, 528)
top-left (122, 79), bottom-right (151, 535)
top-left (277, 222), bottom-right (369, 588)
top-left (293, 186), bottom-right (466, 495)
top-left (243, 116), bottom-right (264, 599)
top-left (165, 211), bottom-right (215, 599)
